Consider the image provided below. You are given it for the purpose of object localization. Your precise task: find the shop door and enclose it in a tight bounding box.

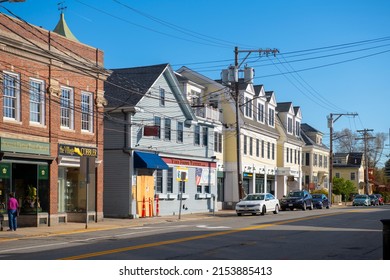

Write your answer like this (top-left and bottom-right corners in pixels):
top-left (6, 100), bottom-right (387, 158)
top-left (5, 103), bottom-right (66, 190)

top-left (136, 174), bottom-right (155, 217)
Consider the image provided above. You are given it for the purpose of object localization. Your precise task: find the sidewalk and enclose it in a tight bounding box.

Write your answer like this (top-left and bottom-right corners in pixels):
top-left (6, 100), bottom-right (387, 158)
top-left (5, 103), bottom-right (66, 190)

top-left (0, 211), bottom-right (231, 242)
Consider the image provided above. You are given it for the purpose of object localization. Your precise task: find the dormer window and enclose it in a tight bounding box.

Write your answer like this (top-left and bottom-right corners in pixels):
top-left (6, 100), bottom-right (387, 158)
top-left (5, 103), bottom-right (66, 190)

top-left (257, 102), bottom-right (264, 123)
top-left (244, 96), bottom-right (252, 118)
top-left (287, 117), bottom-right (293, 134)
top-left (295, 121), bottom-right (300, 136)
top-left (268, 108), bottom-right (275, 127)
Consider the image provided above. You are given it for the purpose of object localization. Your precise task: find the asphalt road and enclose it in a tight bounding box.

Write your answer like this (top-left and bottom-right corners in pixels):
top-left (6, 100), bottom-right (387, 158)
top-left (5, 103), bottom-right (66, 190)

top-left (0, 205), bottom-right (389, 260)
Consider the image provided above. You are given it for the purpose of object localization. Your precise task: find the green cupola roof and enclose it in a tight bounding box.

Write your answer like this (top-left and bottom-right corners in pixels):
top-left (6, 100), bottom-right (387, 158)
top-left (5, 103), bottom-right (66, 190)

top-left (53, 12), bottom-right (79, 42)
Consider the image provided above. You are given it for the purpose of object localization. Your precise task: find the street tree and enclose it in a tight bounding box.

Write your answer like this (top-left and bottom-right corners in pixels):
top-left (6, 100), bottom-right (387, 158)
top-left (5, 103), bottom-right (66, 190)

top-left (332, 177), bottom-right (357, 202)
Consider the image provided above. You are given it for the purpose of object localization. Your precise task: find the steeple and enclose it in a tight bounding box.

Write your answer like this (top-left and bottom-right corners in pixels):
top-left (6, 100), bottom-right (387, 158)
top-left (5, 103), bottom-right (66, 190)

top-left (53, 3), bottom-right (79, 42)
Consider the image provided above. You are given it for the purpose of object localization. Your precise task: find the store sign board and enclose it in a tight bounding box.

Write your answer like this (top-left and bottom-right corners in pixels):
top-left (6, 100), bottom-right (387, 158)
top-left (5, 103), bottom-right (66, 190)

top-left (176, 167), bottom-right (188, 182)
top-left (0, 138), bottom-right (50, 155)
top-left (58, 144), bottom-right (98, 157)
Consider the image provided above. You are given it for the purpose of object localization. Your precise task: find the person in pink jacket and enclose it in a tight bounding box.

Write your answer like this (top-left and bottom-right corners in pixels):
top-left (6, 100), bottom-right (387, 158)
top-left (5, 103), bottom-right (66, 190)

top-left (7, 192), bottom-right (19, 231)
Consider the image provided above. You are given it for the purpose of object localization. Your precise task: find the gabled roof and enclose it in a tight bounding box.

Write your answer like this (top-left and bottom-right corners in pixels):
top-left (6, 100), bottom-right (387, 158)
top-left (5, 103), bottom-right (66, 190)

top-left (265, 91), bottom-right (277, 105)
top-left (300, 127), bottom-right (329, 149)
top-left (104, 63), bottom-right (196, 122)
top-left (294, 106), bottom-right (302, 118)
top-left (301, 123), bottom-right (320, 133)
top-left (254, 84), bottom-right (265, 97)
top-left (53, 13), bottom-right (79, 42)
top-left (276, 102), bottom-right (293, 113)
top-left (333, 152), bottom-right (364, 167)
top-left (104, 64), bottom-right (169, 108)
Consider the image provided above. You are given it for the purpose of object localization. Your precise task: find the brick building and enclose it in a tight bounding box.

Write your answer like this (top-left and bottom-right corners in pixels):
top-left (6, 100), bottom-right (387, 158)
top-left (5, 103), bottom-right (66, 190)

top-left (0, 12), bottom-right (110, 227)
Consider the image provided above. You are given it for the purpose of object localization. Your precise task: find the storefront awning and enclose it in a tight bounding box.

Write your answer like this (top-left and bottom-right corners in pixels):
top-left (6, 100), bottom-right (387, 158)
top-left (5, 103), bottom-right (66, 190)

top-left (133, 151), bottom-right (168, 170)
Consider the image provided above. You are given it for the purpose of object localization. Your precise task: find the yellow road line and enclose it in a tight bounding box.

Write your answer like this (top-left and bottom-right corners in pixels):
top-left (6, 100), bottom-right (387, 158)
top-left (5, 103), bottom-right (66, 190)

top-left (60, 211), bottom-right (344, 260)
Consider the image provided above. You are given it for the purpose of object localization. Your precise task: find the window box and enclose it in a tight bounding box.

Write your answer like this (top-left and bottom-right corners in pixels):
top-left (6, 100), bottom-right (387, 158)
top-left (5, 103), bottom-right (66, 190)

top-left (195, 193), bottom-right (207, 199)
top-left (156, 193), bottom-right (168, 200)
top-left (205, 193), bottom-right (212, 199)
top-left (178, 193), bottom-right (189, 200)
top-left (167, 193), bottom-right (176, 200)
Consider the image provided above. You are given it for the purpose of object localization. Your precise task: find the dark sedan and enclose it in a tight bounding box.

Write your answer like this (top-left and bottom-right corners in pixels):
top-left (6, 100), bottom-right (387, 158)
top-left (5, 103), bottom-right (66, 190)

top-left (312, 194), bottom-right (330, 209)
top-left (280, 190), bottom-right (313, 211)
top-left (369, 194), bottom-right (379, 206)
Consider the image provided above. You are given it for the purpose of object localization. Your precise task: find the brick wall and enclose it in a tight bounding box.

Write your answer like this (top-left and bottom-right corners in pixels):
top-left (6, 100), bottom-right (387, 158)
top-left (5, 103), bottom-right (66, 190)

top-left (0, 13), bottom-right (109, 223)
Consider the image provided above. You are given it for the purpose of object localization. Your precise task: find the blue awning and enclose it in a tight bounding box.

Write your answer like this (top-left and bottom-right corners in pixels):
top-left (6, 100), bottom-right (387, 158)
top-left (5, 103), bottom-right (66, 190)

top-left (133, 151), bottom-right (169, 170)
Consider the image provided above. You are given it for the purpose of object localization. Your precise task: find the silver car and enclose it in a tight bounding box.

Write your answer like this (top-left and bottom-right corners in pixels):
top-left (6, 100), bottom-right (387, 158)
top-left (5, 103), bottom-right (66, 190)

top-left (235, 193), bottom-right (280, 216)
top-left (352, 194), bottom-right (370, 206)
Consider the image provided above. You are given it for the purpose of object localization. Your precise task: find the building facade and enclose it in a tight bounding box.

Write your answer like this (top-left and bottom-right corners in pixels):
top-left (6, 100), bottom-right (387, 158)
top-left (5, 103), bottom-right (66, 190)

top-left (301, 123), bottom-right (330, 191)
top-left (0, 13), bottom-right (109, 226)
top-left (103, 64), bottom-right (217, 218)
top-left (175, 66), bottom-right (226, 209)
top-left (275, 102), bottom-right (304, 196)
top-left (333, 152), bottom-right (367, 194)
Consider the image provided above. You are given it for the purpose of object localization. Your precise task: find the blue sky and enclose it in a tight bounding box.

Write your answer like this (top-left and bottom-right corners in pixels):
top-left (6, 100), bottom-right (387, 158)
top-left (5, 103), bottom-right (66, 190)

top-left (2, 0), bottom-right (390, 164)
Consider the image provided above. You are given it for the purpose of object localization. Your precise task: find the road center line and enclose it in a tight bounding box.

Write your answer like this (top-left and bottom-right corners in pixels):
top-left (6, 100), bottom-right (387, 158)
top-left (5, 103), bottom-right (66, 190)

top-left (60, 211), bottom-right (345, 260)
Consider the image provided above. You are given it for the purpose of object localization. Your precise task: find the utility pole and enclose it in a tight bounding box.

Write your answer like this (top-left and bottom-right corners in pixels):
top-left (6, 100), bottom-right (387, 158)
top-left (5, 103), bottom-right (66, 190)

top-left (327, 112), bottom-right (358, 205)
top-left (356, 129), bottom-right (375, 195)
top-left (223, 47), bottom-right (278, 201)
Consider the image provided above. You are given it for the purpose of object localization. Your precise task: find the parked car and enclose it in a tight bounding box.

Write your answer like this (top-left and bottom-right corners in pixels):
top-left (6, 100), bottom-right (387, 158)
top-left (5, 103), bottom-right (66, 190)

top-left (368, 194), bottom-right (379, 206)
top-left (312, 194), bottom-right (330, 209)
top-left (352, 194), bottom-right (370, 206)
top-left (236, 193), bottom-right (280, 216)
top-left (280, 190), bottom-right (313, 211)
top-left (374, 194), bottom-right (384, 205)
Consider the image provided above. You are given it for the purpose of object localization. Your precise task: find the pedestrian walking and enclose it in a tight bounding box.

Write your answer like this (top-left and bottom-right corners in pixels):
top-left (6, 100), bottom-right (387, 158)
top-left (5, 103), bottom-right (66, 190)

top-left (7, 192), bottom-right (19, 231)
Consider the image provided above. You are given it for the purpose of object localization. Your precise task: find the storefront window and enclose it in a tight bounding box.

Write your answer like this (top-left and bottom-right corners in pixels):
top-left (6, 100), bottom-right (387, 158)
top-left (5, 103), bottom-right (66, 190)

top-left (0, 179), bottom-right (10, 214)
top-left (58, 166), bottom-right (96, 213)
top-left (12, 163), bottom-right (48, 214)
top-left (255, 175), bottom-right (264, 193)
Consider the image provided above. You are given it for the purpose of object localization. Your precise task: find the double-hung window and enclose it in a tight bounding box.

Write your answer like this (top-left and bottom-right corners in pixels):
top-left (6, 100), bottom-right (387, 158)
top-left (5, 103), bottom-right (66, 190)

top-left (29, 78), bottom-right (45, 125)
top-left (159, 88), bottom-right (165, 106)
top-left (81, 91), bottom-right (93, 132)
top-left (268, 108), bottom-right (275, 127)
top-left (267, 142), bottom-right (270, 159)
top-left (295, 121), bottom-right (301, 136)
top-left (257, 103), bottom-right (264, 123)
top-left (177, 122), bottom-right (183, 143)
top-left (202, 127), bottom-right (208, 146)
top-left (194, 125), bottom-right (200, 145)
top-left (155, 170), bottom-right (163, 193)
top-left (249, 137), bottom-right (253, 156)
top-left (167, 168), bottom-right (173, 193)
top-left (3, 72), bottom-right (20, 121)
top-left (245, 96), bottom-right (252, 118)
top-left (164, 118), bottom-right (171, 140)
top-left (214, 132), bottom-right (222, 153)
top-left (287, 117), bottom-right (293, 134)
top-left (154, 116), bottom-right (161, 139)
top-left (60, 87), bottom-right (74, 129)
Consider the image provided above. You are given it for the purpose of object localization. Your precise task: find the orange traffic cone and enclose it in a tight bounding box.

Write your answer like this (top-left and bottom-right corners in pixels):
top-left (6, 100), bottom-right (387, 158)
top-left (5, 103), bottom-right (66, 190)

top-left (148, 197), bottom-right (152, 217)
top-left (155, 195), bottom-right (160, 217)
top-left (141, 197), bottom-right (146, 218)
